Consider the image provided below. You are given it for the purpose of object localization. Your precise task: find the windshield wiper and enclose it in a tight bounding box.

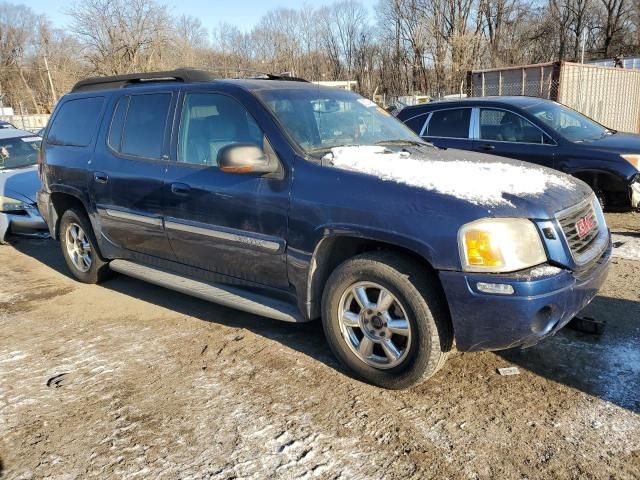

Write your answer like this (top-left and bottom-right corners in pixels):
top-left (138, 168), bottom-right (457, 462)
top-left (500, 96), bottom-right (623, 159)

top-left (306, 144), bottom-right (361, 155)
top-left (375, 139), bottom-right (430, 147)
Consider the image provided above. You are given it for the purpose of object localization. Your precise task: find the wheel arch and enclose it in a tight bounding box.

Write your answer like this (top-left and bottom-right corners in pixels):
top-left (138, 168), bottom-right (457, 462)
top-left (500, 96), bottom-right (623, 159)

top-left (48, 188), bottom-right (92, 240)
top-left (305, 232), bottom-right (446, 322)
top-left (571, 169), bottom-right (627, 189)
top-left (570, 169), bottom-right (631, 208)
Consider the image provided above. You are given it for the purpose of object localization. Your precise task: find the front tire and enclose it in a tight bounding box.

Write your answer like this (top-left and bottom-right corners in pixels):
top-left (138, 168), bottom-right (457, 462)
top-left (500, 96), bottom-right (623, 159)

top-left (321, 252), bottom-right (452, 389)
top-left (59, 208), bottom-right (110, 284)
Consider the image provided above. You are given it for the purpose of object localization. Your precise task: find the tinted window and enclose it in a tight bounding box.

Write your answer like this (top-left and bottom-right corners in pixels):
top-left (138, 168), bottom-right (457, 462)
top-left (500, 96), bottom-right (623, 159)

top-left (426, 109), bottom-right (470, 138)
top-left (47, 97), bottom-right (104, 147)
top-left (108, 96), bottom-right (129, 151)
top-left (121, 93), bottom-right (171, 159)
top-left (479, 108), bottom-right (543, 144)
top-left (178, 93), bottom-right (263, 166)
top-left (404, 113), bottom-right (429, 135)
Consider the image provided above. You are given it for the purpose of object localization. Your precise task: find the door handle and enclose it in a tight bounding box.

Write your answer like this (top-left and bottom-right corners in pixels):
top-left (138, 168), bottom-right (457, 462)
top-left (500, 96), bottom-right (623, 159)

top-left (94, 172), bottom-right (109, 183)
top-left (480, 143), bottom-right (495, 151)
top-left (171, 183), bottom-right (191, 196)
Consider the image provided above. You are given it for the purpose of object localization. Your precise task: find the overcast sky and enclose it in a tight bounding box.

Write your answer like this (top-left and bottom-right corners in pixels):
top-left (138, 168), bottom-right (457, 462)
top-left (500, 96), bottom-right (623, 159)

top-left (24, 0), bottom-right (378, 32)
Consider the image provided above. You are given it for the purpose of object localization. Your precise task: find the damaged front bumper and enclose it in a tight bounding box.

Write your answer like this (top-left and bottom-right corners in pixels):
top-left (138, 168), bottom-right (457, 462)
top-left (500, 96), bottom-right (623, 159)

top-left (0, 207), bottom-right (48, 243)
top-left (438, 239), bottom-right (611, 352)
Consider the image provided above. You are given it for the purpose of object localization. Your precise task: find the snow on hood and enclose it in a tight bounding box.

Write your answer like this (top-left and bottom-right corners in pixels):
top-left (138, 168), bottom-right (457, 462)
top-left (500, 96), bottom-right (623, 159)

top-left (324, 146), bottom-right (576, 208)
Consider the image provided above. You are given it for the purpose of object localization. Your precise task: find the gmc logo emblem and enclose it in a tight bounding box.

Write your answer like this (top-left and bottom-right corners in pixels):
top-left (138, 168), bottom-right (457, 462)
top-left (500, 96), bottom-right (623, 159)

top-left (575, 214), bottom-right (596, 238)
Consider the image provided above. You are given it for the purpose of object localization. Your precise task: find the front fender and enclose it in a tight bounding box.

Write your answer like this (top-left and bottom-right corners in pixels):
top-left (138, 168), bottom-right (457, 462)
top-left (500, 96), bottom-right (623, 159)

top-left (311, 223), bottom-right (437, 265)
top-left (559, 156), bottom-right (636, 183)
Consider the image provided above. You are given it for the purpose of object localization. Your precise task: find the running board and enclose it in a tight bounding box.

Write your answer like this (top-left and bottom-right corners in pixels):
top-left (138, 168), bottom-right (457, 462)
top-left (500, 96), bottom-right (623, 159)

top-left (109, 259), bottom-right (307, 323)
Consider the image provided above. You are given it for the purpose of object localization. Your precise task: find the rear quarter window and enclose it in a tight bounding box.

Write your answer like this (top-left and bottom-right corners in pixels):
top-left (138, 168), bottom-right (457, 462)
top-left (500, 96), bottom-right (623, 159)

top-left (47, 96), bottom-right (105, 147)
top-left (403, 112), bottom-right (429, 135)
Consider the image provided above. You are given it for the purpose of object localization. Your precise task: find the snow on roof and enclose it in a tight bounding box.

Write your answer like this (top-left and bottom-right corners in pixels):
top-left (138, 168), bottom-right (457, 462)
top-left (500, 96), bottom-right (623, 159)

top-left (325, 146), bottom-right (576, 207)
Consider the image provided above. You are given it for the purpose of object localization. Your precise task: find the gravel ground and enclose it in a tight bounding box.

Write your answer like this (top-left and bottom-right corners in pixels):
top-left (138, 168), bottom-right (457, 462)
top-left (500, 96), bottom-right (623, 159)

top-left (0, 214), bottom-right (639, 479)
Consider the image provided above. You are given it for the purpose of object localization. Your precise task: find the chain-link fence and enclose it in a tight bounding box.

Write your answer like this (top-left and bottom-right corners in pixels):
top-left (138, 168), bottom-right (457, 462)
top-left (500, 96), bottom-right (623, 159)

top-left (0, 114), bottom-right (49, 132)
top-left (467, 61), bottom-right (640, 134)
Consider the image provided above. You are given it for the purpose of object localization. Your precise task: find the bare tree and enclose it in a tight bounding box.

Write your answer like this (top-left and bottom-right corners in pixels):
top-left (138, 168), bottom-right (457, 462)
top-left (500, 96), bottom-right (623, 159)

top-left (599, 0), bottom-right (630, 57)
top-left (67, 0), bottom-right (172, 75)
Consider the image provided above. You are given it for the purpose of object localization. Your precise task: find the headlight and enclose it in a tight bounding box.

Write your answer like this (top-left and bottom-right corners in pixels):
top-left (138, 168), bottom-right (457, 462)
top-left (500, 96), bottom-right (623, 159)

top-left (0, 196), bottom-right (30, 213)
top-left (621, 154), bottom-right (640, 170)
top-left (458, 218), bottom-right (547, 272)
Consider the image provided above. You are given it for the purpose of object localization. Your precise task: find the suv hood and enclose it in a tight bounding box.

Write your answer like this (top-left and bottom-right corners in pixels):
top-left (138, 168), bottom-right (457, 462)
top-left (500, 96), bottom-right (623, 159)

top-left (584, 132), bottom-right (640, 152)
top-left (324, 145), bottom-right (592, 218)
top-left (0, 165), bottom-right (40, 204)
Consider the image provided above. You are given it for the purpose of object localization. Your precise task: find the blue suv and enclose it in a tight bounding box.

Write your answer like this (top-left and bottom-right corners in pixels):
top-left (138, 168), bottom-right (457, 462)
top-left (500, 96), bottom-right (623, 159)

top-left (38, 70), bottom-right (611, 388)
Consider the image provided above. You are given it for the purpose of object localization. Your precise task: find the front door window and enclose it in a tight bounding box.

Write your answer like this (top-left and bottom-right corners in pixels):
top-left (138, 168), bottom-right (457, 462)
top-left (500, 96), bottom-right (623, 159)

top-left (479, 108), bottom-right (546, 144)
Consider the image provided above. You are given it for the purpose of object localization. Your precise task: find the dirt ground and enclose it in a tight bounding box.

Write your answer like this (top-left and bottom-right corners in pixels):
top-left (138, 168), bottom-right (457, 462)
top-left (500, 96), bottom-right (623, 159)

top-left (1, 213), bottom-right (639, 479)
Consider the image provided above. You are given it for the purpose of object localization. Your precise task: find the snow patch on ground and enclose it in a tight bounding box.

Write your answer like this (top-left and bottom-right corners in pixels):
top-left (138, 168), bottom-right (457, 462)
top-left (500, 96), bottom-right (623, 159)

top-left (611, 233), bottom-right (640, 261)
top-left (325, 146), bottom-right (576, 207)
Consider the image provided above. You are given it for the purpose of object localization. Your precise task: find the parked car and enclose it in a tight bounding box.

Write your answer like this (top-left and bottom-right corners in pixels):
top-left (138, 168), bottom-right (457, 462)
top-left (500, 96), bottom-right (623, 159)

top-left (0, 120), bottom-right (17, 129)
top-left (397, 97), bottom-right (640, 211)
top-left (0, 129), bottom-right (47, 243)
top-left (38, 70), bottom-right (611, 388)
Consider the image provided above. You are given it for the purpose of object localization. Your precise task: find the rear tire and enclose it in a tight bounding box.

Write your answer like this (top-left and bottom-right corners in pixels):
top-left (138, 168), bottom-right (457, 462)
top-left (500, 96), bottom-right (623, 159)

top-left (321, 251), bottom-right (452, 389)
top-left (59, 208), bottom-right (110, 284)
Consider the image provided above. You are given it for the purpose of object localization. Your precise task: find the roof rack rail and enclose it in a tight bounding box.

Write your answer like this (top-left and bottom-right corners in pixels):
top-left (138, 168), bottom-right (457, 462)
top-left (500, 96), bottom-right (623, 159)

top-left (71, 69), bottom-right (218, 92)
top-left (72, 68), bottom-right (309, 92)
top-left (260, 73), bottom-right (309, 83)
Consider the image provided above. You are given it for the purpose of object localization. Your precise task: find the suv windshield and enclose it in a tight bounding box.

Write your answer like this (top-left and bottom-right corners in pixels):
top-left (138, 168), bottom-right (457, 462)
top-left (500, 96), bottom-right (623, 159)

top-left (524, 101), bottom-right (611, 142)
top-left (257, 88), bottom-right (424, 156)
top-left (0, 136), bottom-right (41, 170)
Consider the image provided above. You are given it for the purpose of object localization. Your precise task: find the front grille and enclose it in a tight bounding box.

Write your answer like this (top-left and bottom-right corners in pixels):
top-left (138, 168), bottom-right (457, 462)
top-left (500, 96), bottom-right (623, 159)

top-left (558, 201), bottom-right (599, 255)
top-left (556, 197), bottom-right (604, 264)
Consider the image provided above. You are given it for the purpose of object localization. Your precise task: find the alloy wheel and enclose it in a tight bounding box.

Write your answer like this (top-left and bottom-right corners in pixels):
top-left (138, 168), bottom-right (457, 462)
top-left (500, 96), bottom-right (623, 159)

top-left (65, 222), bottom-right (92, 273)
top-left (337, 281), bottom-right (412, 369)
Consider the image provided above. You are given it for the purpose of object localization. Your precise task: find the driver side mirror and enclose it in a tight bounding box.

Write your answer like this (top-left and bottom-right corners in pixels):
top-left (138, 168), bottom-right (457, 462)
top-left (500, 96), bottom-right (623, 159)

top-left (217, 143), bottom-right (278, 175)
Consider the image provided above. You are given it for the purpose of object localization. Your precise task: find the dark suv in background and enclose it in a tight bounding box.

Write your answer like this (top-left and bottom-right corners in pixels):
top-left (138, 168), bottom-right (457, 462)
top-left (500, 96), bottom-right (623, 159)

top-left (397, 97), bottom-right (640, 211)
top-left (38, 70), bottom-right (610, 388)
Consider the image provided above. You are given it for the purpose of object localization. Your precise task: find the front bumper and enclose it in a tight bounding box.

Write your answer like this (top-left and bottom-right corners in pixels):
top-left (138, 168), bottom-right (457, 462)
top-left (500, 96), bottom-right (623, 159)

top-left (0, 208), bottom-right (48, 243)
top-left (439, 239), bottom-right (611, 352)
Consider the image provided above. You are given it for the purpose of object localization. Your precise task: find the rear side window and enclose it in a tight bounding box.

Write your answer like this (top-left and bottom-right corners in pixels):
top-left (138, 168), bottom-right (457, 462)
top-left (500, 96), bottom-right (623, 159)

top-left (47, 97), bottom-right (104, 147)
top-left (426, 108), bottom-right (471, 139)
top-left (404, 113), bottom-right (429, 136)
top-left (119, 93), bottom-right (171, 159)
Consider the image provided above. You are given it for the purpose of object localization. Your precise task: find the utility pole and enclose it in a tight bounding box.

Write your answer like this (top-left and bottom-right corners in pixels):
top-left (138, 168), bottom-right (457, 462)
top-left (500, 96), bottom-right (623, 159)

top-left (43, 54), bottom-right (57, 107)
